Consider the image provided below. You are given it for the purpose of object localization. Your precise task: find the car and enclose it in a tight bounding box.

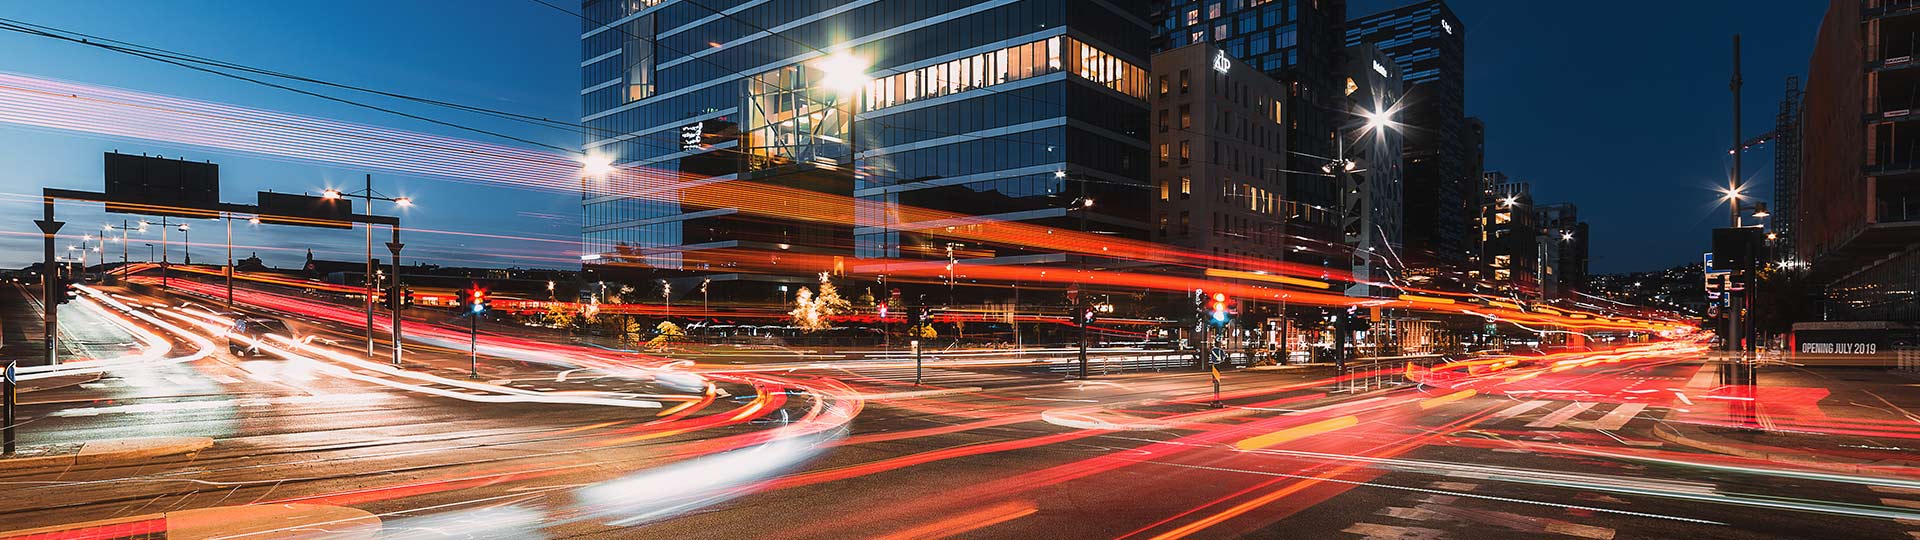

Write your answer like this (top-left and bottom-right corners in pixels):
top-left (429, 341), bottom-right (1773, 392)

top-left (228, 317), bottom-right (295, 357)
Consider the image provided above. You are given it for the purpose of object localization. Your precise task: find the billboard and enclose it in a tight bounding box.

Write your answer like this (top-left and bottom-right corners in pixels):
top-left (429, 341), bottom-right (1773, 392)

top-left (103, 153), bottom-right (220, 218)
top-left (257, 191), bottom-right (354, 229)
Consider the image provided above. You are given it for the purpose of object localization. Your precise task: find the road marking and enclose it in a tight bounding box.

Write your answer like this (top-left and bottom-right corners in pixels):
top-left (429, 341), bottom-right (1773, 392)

top-left (1885, 498), bottom-right (1920, 510)
top-left (1236, 415), bottom-right (1359, 450)
top-left (1590, 403), bottom-right (1649, 431)
top-left (244, 371), bottom-right (278, 383)
top-left (1419, 389), bottom-right (1477, 409)
top-left (118, 377), bottom-right (158, 388)
top-left (1527, 402), bottom-right (1596, 428)
top-left (207, 374), bottom-right (243, 384)
top-left (1685, 365), bottom-right (1718, 388)
top-left (164, 375), bottom-right (198, 386)
top-left (1341, 523), bottom-right (1446, 540)
top-left (1492, 400), bottom-right (1551, 419)
top-left (1286, 396), bottom-right (1391, 416)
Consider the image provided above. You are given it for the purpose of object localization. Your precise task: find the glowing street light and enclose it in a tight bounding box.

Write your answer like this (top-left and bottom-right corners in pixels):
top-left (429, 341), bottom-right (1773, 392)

top-left (814, 50), bottom-right (871, 95)
top-left (322, 188), bottom-right (342, 200)
top-left (581, 155), bottom-right (616, 177)
top-left (1749, 202), bottom-right (1769, 218)
top-left (393, 196), bottom-right (413, 207)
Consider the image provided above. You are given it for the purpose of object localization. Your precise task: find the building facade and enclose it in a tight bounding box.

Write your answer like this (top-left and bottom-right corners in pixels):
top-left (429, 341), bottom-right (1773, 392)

top-left (1534, 202), bottom-right (1588, 299)
top-left (1150, 0), bottom-right (1351, 252)
top-left (1148, 44), bottom-right (1296, 268)
top-left (1478, 172), bottom-right (1538, 295)
top-left (1346, 0), bottom-right (1473, 268)
top-left (1340, 44), bottom-right (1405, 296)
top-left (577, 0), bottom-right (1152, 301)
top-left (1797, 0), bottom-right (1920, 322)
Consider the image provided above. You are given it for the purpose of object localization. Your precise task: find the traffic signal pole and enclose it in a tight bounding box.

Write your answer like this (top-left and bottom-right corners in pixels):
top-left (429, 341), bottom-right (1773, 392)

top-left (387, 229), bottom-right (404, 367)
top-left (1078, 309), bottom-right (1089, 380)
top-left (36, 196), bottom-right (62, 368)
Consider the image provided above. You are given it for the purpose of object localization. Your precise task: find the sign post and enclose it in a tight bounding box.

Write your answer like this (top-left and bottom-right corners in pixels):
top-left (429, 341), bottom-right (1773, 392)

top-left (911, 339), bottom-right (922, 386)
top-left (4, 360), bottom-right (16, 455)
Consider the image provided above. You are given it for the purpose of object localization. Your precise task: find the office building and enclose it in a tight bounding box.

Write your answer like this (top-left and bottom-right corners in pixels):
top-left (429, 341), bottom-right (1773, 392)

top-left (1340, 44), bottom-right (1404, 296)
top-left (1346, 0), bottom-right (1473, 268)
top-left (1534, 203), bottom-right (1588, 299)
top-left (577, 1), bottom-right (1152, 302)
top-left (1149, 44), bottom-right (1296, 268)
top-left (1151, 0), bottom-right (1352, 251)
top-left (1478, 172), bottom-right (1537, 295)
top-left (1795, 0), bottom-right (1920, 323)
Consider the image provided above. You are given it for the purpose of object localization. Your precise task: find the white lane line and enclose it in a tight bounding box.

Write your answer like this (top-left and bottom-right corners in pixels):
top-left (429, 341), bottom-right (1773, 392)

top-left (1491, 400), bottom-right (1551, 419)
top-left (1527, 402), bottom-right (1597, 428)
top-left (1590, 403), bottom-right (1649, 431)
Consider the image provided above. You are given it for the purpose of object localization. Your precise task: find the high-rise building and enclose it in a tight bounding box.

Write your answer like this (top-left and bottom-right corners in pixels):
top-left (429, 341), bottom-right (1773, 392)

top-left (1151, 0), bottom-right (1351, 252)
top-left (577, 1), bottom-right (1152, 300)
top-left (1148, 44), bottom-right (1295, 269)
top-left (1341, 44), bottom-right (1405, 297)
top-left (1535, 203), bottom-right (1588, 299)
top-left (1797, 0), bottom-right (1920, 323)
top-left (1346, 0), bottom-right (1472, 269)
top-left (1478, 172), bottom-right (1537, 295)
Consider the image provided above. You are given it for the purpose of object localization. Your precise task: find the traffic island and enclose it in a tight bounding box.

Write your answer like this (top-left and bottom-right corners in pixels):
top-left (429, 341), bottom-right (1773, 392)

top-left (0, 435), bottom-right (212, 472)
top-left (0, 503), bottom-right (380, 539)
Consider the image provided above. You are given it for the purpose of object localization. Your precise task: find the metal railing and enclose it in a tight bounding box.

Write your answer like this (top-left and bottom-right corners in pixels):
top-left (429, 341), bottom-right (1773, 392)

top-left (1899, 348), bottom-right (1920, 372)
top-left (1338, 354), bottom-right (1450, 393)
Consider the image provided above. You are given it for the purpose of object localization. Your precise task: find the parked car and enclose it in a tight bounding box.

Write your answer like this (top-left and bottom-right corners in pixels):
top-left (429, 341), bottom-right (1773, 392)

top-left (228, 317), bottom-right (295, 357)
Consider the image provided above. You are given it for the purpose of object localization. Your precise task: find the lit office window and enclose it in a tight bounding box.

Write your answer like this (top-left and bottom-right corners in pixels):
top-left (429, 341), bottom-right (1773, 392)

top-left (862, 36), bottom-right (1144, 111)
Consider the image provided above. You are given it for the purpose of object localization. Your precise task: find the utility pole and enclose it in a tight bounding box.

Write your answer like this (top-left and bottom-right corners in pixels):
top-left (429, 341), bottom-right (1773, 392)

top-left (1729, 34), bottom-right (1745, 361)
top-left (225, 215), bottom-right (234, 308)
top-left (364, 174), bottom-right (376, 362)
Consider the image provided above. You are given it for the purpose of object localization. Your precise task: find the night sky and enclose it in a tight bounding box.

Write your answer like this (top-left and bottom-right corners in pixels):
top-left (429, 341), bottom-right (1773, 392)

top-left (0, 1), bottom-right (1826, 274)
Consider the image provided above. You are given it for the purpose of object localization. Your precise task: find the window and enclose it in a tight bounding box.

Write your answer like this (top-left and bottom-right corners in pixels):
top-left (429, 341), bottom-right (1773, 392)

top-left (1180, 69), bottom-right (1191, 93)
top-left (621, 15), bottom-right (656, 102)
top-left (1158, 75), bottom-right (1169, 96)
top-left (1180, 211), bottom-right (1191, 235)
top-left (1186, 9), bottom-right (1199, 26)
top-left (1214, 24), bottom-right (1228, 41)
top-left (1179, 140), bottom-right (1191, 165)
top-left (1178, 105), bottom-right (1191, 129)
top-left (1159, 144), bottom-right (1170, 166)
top-left (1180, 176), bottom-right (1192, 198)
top-left (1159, 179), bottom-right (1170, 200)
top-left (1207, 3), bottom-right (1222, 19)
top-left (1158, 109), bottom-right (1169, 132)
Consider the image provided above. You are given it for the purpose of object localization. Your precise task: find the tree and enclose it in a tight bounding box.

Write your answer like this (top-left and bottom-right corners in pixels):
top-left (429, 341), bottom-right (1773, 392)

top-left (908, 322), bottom-right (938, 339)
top-left (647, 321), bottom-right (686, 349)
top-left (790, 272), bottom-right (851, 332)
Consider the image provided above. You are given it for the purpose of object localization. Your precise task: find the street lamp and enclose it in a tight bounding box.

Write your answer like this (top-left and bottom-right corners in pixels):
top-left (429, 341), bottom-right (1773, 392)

top-left (326, 174), bottom-right (415, 362)
top-left (177, 223), bottom-right (191, 265)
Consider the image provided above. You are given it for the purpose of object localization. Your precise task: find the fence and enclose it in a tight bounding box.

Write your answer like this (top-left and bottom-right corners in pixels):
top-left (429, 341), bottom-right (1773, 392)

top-left (1900, 348), bottom-right (1920, 372)
top-left (1338, 354), bottom-right (1450, 394)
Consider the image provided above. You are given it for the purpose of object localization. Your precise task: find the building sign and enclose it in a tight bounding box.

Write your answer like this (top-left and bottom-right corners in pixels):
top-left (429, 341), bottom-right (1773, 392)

top-left (1212, 50), bottom-right (1231, 74)
top-left (680, 121), bottom-right (704, 151)
top-left (1440, 19), bottom-right (1454, 35)
top-left (1344, 77), bottom-right (1358, 96)
top-left (1799, 342), bottom-right (1877, 355)
top-left (1371, 60), bottom-right (1390, 78)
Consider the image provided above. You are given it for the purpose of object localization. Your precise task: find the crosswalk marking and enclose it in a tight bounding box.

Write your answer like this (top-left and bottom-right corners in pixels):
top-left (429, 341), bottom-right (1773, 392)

top-left (243, 371), bottom-right (278, 383)
top-left (117, 376), bottom-right (158, 388)
top-left (1492, 400), bottom-right (1551, 419)
top-left (1526, 402), bottom-right (1596, 428)
top-left (207, 374), bottom-right (244, 384)
top-left (163, 375), bottom-right (198, 386)
top-left (1589, 403), bottom-right (1648, 431)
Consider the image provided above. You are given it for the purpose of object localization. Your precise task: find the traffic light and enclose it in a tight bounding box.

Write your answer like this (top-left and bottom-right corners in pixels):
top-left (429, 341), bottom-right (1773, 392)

top-left (1080, 305), bottom-right (1098, 325)
top-left (472, 288), bottom-right (489, 314)
top-left (401, 287), bottom-right (414, 308)
top-left (877, 301), bottom-right (889, 319)
top-left (455, 288), bottom-right (472, 312)
top-left (1208, 293), bottom-right (1230, 326)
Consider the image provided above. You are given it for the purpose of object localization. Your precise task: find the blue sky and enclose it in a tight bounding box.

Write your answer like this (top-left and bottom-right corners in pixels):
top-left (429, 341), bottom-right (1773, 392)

top-left (0, 1), bottom-right (1827, 273)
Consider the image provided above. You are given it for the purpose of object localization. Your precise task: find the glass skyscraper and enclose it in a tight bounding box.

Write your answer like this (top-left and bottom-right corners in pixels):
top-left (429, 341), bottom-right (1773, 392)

top-left (578, 0), bottom-right (1151, 297)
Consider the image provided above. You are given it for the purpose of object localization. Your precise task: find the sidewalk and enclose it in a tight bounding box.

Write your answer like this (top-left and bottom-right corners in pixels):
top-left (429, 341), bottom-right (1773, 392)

top-left (0, 436), bottom-right (213, 472)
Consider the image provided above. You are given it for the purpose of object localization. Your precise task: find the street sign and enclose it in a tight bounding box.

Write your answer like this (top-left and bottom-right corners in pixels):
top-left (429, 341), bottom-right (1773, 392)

top-left (4, 361), bottom-right (14, 385)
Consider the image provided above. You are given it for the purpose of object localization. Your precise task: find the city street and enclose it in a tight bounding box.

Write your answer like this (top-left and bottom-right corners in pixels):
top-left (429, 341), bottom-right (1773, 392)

top-left (0, 282), bottom-right (1911, 538)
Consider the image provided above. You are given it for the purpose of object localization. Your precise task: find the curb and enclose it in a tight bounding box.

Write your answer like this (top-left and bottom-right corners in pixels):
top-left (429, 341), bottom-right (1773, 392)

top-left (14, 372), bottom-right (103, 393)
top-left (0, 503), bottom-right (380, 540)
top-left (0, 436), bottom-right (213, 472)
top-left (1651, 423), bottom-right (1920, 477)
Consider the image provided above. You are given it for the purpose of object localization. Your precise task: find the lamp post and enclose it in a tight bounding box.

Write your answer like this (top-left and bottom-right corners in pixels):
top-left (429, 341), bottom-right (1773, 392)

top-left (104, 220), bottom-right (144, 285)
top-left (176, 223), bottom-right (192, 267)
top-left (323, 176), bottom-right (413, 362)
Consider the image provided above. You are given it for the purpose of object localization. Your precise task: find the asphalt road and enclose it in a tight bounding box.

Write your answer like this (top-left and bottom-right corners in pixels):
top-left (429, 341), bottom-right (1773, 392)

top-left (2, 282), bottom-right (1917, 539)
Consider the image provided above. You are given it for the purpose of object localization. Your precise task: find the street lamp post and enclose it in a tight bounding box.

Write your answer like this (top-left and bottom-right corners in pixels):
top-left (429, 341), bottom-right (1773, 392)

top-left (324, 176), bottom-right (413, 362)
top-left (177, 223), bottom-right (190, 266)
top-left (104, 220), bottom-right (144, 285)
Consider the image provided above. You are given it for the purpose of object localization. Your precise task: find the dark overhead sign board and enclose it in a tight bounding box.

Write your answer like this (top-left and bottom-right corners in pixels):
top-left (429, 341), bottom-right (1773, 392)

top-left (103, 152), bottom-right (220, 218)
top-left (257, 191), bottom-right (354, 229)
